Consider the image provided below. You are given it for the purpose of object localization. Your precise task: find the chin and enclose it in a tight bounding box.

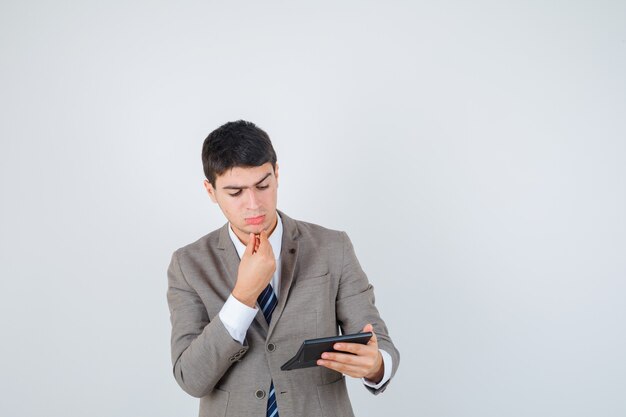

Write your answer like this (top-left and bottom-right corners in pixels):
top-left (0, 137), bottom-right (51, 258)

top-left (246, 224), bottom-right (265, 234)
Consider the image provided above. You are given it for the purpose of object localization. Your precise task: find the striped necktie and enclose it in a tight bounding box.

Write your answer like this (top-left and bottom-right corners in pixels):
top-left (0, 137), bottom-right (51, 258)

top-left (258, 284), bottom-right (279, 417)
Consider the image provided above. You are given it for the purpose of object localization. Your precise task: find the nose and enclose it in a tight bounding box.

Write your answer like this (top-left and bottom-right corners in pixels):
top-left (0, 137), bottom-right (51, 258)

top-left (245, 188), bottom-right (260, 209)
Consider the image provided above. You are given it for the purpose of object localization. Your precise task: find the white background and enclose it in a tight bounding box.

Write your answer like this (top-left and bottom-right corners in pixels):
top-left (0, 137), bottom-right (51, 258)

top-left (1, 1), bottom-right (625, 416)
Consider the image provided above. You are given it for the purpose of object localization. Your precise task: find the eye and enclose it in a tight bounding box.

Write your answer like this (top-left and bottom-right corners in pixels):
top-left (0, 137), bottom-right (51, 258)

top-left (229, 190), bottom-right (242, 197)
top-left (257, 185), bottom-right (269, 190)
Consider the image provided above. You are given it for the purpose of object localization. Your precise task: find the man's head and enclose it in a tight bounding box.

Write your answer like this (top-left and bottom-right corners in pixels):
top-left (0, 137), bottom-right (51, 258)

top-left (202, 120), bottom-right (279, 244)
top-left (202, 120), bottom-right (277, 188)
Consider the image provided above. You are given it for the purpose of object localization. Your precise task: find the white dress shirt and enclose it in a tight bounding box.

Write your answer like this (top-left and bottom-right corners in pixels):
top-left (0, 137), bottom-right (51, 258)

top-left (218, 212), bottom-right (392, 389)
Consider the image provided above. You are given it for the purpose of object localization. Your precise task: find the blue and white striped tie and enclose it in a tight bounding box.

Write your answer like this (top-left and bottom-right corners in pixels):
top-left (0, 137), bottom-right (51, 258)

top-left (258, 284), bottom-right (279, 417)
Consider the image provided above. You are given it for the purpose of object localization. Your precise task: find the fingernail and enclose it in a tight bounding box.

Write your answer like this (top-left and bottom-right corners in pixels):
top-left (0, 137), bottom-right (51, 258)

top-left (335, 343), bottom-right (342, 349)
top-left (321, 353), bottom-right (328, 359)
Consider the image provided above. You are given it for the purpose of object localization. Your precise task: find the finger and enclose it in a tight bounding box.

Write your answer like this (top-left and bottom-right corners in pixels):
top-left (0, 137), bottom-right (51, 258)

top-left (255, 230), bottom-right (265, 249)
top-left (244, 233), bottom-right (256, 256)
top-left (332, 342), bottom-right (370, 356)
top-left (317, 359), bottom-right (365, 378)
top-left (260, 230), bottom-right (270, 246)
top-left (258, 230), bottom-right (274, 254)
top-left (363, 323), bottom-right (378, 346)
top-left (321, 351), bottom-right (372, 367)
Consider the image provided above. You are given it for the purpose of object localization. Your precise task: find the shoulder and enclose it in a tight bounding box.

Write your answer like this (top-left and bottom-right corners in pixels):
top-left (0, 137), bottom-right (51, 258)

top-left (281, 211), bottom-right (349, 250)
top-left (296, 218), bottom-right (342, 238)
top-left (170, 225), bottom-right (224, 261)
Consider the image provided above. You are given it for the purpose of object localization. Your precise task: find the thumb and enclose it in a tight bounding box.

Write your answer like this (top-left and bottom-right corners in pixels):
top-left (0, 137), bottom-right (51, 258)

top-left (257, 230), bottom-right (269, 252)
top-left (363, 323), bottom-right (378, 345)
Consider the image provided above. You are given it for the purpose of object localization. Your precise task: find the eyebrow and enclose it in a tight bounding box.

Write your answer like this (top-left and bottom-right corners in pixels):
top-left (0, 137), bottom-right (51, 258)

top-left (221, 172), bottom-right (272, 190)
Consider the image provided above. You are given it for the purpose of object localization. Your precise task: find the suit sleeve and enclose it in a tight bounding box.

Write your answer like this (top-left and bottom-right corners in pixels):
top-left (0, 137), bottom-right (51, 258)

top-left (335, 231), bottom-right (400, 395)
top-left (167, 251), bottom-right (249, 398)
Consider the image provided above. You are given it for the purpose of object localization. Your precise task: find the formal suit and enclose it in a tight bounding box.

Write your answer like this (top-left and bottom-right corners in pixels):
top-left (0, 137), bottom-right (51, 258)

top-left (167, 210), bottom-right (400, 417)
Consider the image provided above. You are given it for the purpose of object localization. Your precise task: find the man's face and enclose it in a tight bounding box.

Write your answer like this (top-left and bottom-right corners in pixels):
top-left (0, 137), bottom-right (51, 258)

top-left (204, 162), bottom-right (279, 245)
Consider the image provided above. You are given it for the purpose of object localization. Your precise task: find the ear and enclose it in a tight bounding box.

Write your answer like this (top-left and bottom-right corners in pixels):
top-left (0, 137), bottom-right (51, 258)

top-left (203, 179), bottom-right (218, 203)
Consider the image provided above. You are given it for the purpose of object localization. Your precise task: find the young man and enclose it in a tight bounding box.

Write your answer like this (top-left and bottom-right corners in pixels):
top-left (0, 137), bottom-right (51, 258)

top-left (167, 120), bottom-right (399, 417)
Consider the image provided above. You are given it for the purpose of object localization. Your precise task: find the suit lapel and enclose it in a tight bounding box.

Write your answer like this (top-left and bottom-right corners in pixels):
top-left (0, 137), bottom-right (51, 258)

top-left (267, 210), bottom-right (300, 339)
top-left (216, 222), bottom-right (270, 333)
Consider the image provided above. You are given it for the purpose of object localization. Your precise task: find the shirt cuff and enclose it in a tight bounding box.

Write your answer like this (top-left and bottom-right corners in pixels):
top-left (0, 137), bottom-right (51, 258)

top-left (362, 349), bottom-right (393, 389)
top-left (218, 294), bottom-right (258, 344)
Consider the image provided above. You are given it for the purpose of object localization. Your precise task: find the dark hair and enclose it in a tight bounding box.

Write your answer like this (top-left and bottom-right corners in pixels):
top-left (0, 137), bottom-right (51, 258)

top-left (202, 120), bottom-right (277, 187)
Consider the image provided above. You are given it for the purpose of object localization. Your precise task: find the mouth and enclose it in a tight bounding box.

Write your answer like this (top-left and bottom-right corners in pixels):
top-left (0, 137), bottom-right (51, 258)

top-left (245, 215), bottom-right (265, 225)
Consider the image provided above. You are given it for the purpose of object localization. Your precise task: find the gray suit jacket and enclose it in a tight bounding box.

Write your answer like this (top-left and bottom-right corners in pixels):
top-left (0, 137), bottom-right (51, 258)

top-left (167, 210), bottom-right (399, 417)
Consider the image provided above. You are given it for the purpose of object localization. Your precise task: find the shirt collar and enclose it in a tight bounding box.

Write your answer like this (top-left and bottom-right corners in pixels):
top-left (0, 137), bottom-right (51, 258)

top-left (228, 211), bottom-right (283, 260)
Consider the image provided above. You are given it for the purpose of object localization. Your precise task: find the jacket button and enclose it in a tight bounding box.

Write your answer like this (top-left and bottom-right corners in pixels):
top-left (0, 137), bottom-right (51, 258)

top-left (255, 389), bottom-right (266, 399)
top-left (267, 343), bottom-right (276, 352)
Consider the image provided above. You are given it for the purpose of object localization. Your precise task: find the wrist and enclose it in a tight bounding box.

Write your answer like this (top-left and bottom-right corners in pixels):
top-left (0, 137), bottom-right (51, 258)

top-left (231, 289), bottom-right (256, 308)
top-left (364, 351), bottom-right (384, 383)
